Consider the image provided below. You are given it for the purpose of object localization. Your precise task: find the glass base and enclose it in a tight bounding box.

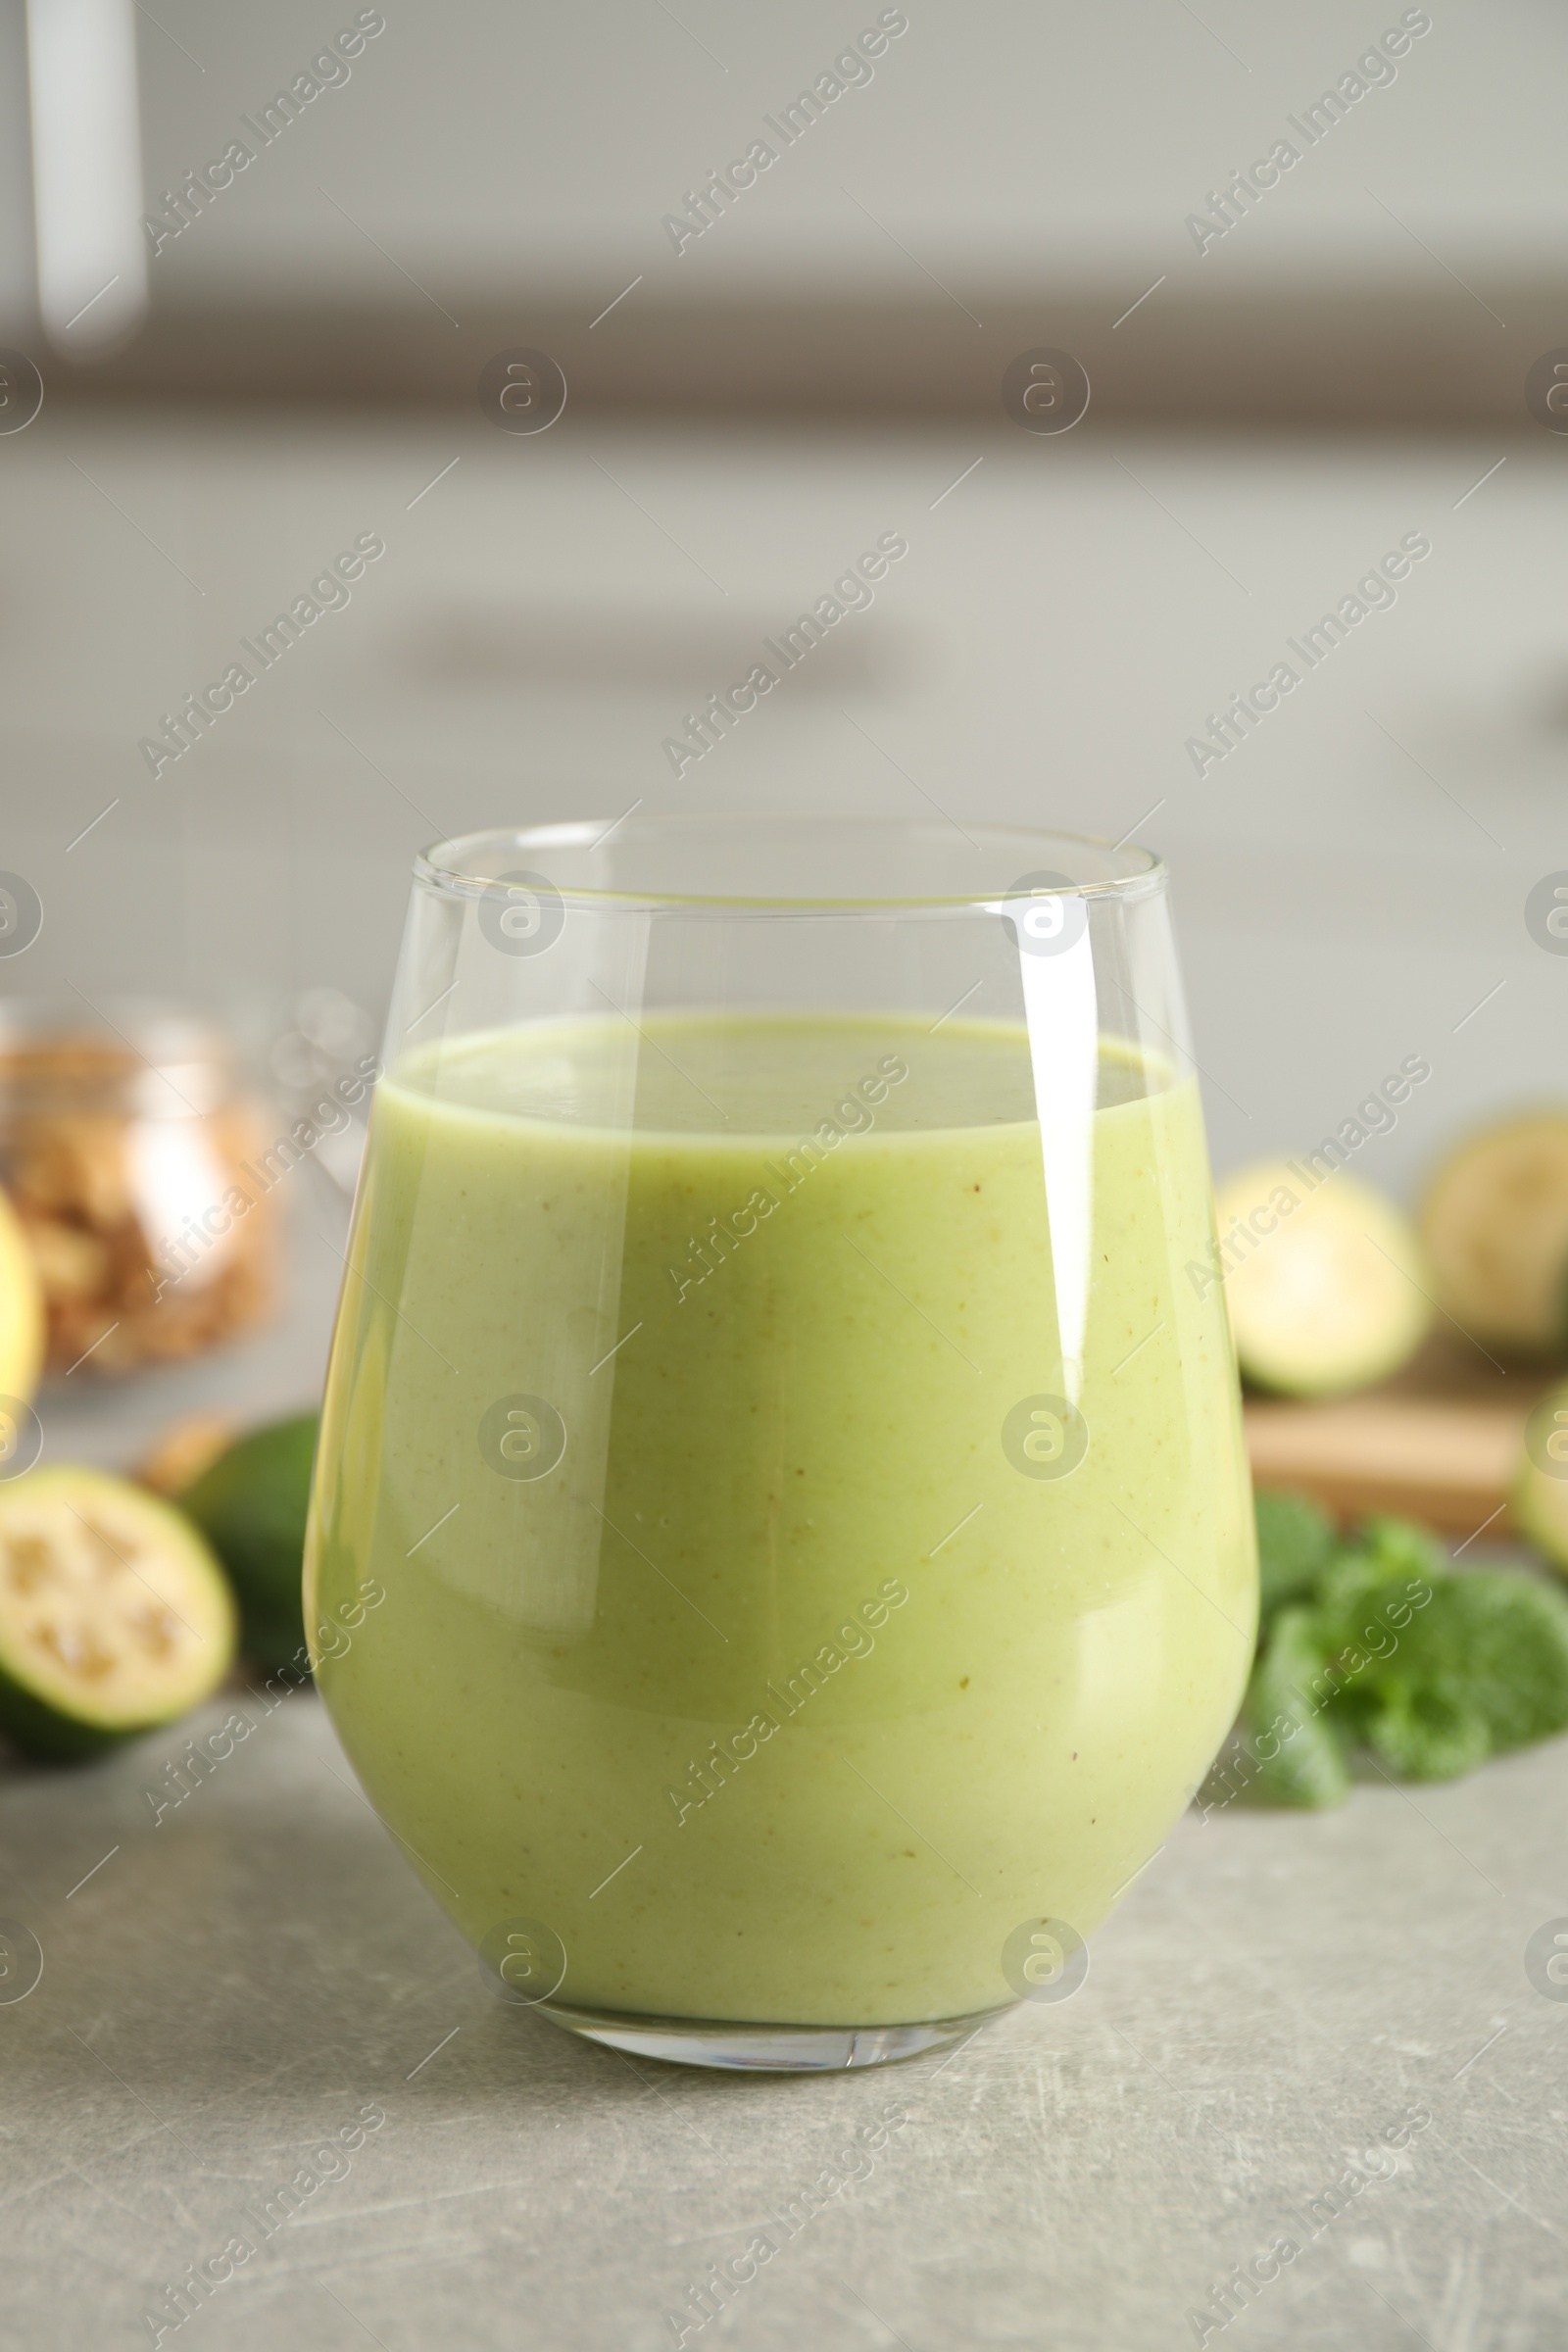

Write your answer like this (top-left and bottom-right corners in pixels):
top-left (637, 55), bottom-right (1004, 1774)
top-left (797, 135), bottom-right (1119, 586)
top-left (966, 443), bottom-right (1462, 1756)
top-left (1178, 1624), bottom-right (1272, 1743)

top-left (534, 1995), bottom-right (1014, 2072)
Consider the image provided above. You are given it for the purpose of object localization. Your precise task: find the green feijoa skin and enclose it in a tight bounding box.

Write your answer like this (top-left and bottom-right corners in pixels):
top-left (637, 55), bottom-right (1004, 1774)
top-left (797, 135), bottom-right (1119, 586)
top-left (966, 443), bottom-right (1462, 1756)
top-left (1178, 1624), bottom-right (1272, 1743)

top-left (0, 1467), bottom-right (236, 1760)
top-left (1420, 1114), bottom-right (1568, 1356)
top-left (178, 1413), bottom-right (319, 1677)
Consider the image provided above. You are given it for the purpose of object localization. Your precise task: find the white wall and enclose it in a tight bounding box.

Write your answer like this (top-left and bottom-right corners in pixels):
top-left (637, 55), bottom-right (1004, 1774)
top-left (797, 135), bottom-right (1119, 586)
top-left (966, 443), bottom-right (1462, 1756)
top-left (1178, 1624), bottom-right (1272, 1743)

top-left (126, 0), bottom-right (1565, 308)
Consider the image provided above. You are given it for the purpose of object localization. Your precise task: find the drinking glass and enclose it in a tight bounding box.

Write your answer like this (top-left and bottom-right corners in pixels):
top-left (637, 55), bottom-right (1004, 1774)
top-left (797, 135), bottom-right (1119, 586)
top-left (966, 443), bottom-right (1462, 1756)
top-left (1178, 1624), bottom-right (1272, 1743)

top-left (305, 817), bottom-right (1256, 2071)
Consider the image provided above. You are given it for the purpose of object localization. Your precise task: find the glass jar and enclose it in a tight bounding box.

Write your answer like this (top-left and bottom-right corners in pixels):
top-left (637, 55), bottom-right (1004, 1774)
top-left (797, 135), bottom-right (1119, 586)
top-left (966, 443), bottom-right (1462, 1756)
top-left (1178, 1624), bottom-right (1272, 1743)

top-left (0, 1004), bottom-right (280, 1378)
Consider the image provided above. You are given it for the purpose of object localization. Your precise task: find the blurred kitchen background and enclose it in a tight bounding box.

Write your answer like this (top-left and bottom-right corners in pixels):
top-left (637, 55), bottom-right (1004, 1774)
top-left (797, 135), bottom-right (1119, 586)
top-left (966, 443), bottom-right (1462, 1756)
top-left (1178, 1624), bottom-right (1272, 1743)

top-left (0, 0), bottom-right (1563, 1439)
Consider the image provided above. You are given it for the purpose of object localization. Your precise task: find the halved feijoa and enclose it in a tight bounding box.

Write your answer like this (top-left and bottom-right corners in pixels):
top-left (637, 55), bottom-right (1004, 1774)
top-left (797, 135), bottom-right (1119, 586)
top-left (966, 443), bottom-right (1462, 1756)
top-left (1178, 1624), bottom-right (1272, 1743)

top-left (1420, 1114), bottom-right (1568, 1354)
top-left (0, 1466), bottom-right (235, 1759)
top-left (1214, 1160), bottom-right (1431, 1398)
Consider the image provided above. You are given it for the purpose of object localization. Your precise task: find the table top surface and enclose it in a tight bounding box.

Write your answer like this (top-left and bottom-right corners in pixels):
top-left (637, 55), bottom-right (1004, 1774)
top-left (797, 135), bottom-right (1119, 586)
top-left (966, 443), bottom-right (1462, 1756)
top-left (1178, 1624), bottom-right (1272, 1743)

top-left (8, 1672), bottom-right (1566, 2351)
top-left (6, 1253), bottom-right (1567, 2352)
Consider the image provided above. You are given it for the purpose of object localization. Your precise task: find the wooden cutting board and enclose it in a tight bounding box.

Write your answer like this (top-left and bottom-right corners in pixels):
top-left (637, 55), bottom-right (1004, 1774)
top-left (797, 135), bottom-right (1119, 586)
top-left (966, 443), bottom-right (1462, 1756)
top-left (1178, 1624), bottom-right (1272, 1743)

top-left (1244, 1336), bottom-right (1555, 1538)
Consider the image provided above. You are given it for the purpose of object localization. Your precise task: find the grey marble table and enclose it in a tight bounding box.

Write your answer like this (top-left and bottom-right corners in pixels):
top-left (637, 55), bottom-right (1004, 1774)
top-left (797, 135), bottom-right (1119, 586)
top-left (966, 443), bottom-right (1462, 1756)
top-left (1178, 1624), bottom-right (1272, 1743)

top-left (4, 1614), bottom-right (1565, 2351)
top-left (1, 1214), bottom-right (1562, 2348)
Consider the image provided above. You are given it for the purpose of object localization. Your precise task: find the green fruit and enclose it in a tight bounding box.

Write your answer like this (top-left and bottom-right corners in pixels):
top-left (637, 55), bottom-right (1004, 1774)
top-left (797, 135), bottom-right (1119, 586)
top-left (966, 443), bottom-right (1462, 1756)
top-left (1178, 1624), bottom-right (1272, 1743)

top-left (1513, 1383), bottom-right (1568, 1574)
top-left (1213, 1159), bottom-right (1431, 1398)
top-left (1421, 1113), bottom-right (1568, 1354)
top-left (178, 1413), bottom-right (318, 1676)
top-left (0, 1466), bottom-right (235, 1759)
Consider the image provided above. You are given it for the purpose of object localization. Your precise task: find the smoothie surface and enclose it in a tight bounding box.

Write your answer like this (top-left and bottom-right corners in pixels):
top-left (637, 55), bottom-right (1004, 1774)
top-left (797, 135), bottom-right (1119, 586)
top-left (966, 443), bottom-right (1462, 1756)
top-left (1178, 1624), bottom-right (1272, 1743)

top-left (414, 1006), bottom-right (1152, 1133)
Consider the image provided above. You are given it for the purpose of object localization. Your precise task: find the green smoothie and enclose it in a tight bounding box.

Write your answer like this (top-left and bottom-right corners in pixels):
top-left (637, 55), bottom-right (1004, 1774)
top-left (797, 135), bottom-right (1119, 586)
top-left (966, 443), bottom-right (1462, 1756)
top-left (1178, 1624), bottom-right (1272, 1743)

top-left (306, 1012), bottom-right (1255, 2025)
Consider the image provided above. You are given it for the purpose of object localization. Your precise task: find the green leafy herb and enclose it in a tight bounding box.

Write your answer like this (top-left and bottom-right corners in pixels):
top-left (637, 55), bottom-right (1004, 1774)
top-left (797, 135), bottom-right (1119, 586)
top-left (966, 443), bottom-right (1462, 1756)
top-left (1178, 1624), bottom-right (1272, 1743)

top-left (1235, 1492), bottom-right (1568, 1807)
top-left (1245, 1603), bottom-right (1353, 1808)
top-left (1253, 1488), bottom-right (1339, 1628)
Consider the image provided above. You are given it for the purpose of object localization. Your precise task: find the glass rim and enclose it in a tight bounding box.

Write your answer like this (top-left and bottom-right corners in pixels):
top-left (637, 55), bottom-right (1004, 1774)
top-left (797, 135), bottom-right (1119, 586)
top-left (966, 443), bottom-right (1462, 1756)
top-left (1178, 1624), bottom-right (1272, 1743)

top-left (414, 816), bottom-right (1166, 912)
